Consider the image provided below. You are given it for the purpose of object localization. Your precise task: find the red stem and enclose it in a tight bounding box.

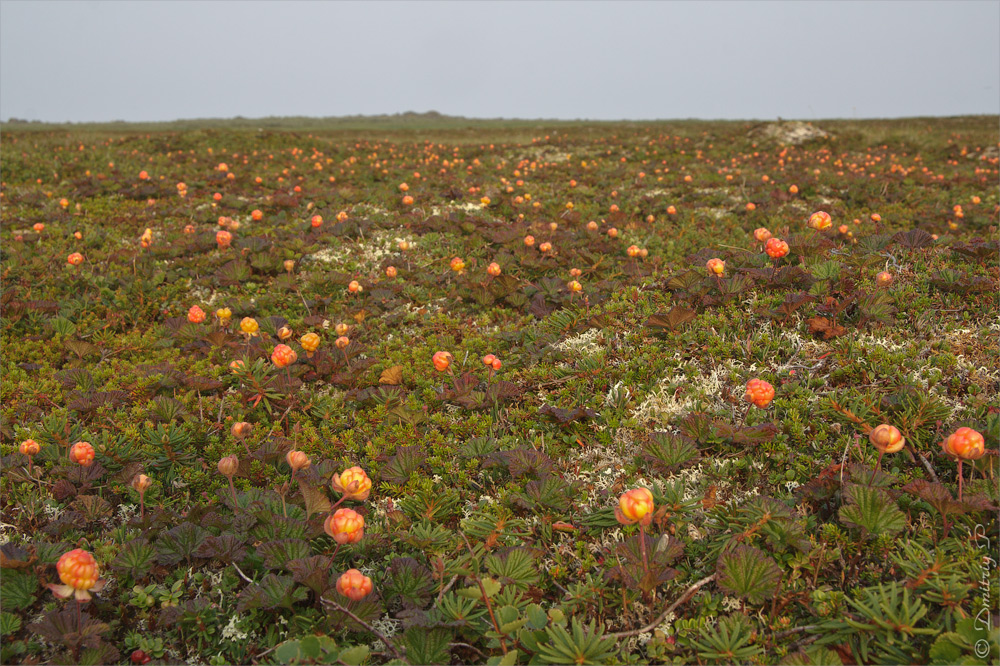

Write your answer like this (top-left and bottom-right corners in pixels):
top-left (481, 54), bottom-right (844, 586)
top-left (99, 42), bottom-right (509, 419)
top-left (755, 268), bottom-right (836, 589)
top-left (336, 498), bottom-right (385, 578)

top-left (639, 524), bottom-right (649, 577)
top-left (869, 450), bottom-right (885, 487)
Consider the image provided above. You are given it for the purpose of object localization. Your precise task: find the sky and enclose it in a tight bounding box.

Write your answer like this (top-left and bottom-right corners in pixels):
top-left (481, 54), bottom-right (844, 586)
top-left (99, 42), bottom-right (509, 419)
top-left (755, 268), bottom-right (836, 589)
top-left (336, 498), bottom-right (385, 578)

top-left (1, 0), bottom-right (998, 123)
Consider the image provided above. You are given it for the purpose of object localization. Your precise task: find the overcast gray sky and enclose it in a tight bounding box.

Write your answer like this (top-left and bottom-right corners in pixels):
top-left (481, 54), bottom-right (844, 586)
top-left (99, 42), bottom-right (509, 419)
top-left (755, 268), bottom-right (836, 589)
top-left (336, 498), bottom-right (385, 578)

top-left (1, 0), bottom-right (998, 123)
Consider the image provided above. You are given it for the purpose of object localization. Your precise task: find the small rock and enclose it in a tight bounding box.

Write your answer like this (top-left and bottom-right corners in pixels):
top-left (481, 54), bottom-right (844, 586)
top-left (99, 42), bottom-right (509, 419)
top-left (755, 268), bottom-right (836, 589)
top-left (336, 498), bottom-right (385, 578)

top-left (749, 120), bottom-right (832, 146)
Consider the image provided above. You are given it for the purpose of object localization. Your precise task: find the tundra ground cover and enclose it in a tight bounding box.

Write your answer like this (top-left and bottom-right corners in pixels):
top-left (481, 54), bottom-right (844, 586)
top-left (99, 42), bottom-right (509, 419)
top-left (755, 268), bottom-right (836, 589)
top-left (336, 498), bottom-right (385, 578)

top-left (1, 115), bottom-right (998, 665)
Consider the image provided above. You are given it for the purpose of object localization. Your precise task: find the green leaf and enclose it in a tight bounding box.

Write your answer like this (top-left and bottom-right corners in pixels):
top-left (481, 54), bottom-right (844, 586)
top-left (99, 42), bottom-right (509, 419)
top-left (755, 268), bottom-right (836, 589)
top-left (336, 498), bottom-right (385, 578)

top-left (780, 646), bottom-right (843, 665)
top-left (274, 641), bottom-right (302, 664)
top-left (401, 626), bottom-right (451, 664)
top-left (691, 614), bottom-right (764, 664)
top-left (486, 649), bottom-right (520, 666)
top-left (457, 577), bottom-right (501, 600)
top-left (0, 612), bottom-right (21, 637)
top-left (929, 632), bottom-right (966, 665)
top-left (486, 548), bottom-right (541, 589)
top-left (496, 605), bottom-right (519, 625)
top-left (0, 570), bottom-right (37, 611)
top-left (299, 635), bottom-right (321, 660)
top-left (512, 477), bottom-right (579, 514)
top-left (236, 574), bottom-right (309, 612)
top-left (716, 545), bottom-right (782, 605)
top-left (273, 635), bottom-right (342, 665)
top-left (337, 645), bottom-right (370, 665)
top-left (381, 445), bottom-right (425, 484)
top-left (252, 514), bottom-right (309, 541)
top-left (481, 577), bottom-right (502, 598)
top-left (526, 603), bottom-right (548, 630)
top-left (641, 431), bottom-right (700, 472)
top-left (383, 557), bottom-right (436, 606)
top-left (810, 260), bottom-right (842, 281)
top-left (112, 538), bottom-right (156, 579)
top-left (496, 604), bottom-right (529, 634)
top-left (537, 617), bottom-right (617, 665)
top-left (79, 644), bottom-right (121, 666)
top-left (518, 627), bottom-right (547, 653)
top-left (258, 539), bottom-right (313, 569)
top-left (838, 484), bottom-right (906, 536)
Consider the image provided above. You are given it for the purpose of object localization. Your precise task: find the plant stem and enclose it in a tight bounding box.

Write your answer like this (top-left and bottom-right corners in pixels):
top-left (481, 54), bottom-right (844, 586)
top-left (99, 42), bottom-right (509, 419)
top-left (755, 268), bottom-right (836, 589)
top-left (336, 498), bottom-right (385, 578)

top-left (460, 533), bottom-right (508, 655)
top-left (868, 450), bottom-right (885, 487)
top-left (608, 574), bottom-right (716, 639)
top-left (321, 598), bottom-right (408, 663)
top-left (279, 479), bottom-right (289, 518)
top-left (639, 524), bottom-right (649, 578)
top-left (957, 459), bottom-right (964, 501)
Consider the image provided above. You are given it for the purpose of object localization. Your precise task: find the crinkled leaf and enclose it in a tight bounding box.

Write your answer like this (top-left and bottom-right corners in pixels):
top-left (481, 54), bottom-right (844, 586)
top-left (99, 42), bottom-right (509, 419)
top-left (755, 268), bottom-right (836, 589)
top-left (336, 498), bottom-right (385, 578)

top-left (717, 545), bottom-right (782, 605)
top-left (193, 534), bottom-right (247, 564)
top-left (641, 431), bottom-right (700, 473)
top-left (64, 339), bottom-right (99, 359)
top-left (539, 404), bottom-right (598, 424)
top-left (401, 626), bottom-right (453, 664)
top-left (27, 609), bottom-right (109, 649)
top-left (287, 556), bottom-right (333, 596)
top-left (665, 269), bottom-right (703, 291)
top-left (893, 228), bottom-right (935, 249)
top-left (645, 306), bottom-right (697, 333)
top-left (0, 544), bottom-right (33, 571)
top-left (486, 446), bottom-right (554, 480)
top-left (258, 539), bottom-right (312, 569)
top-left (838, 484), bottom-right (906, 536)
top-left (382, 445), bottom-right (426, 484)
top-left (379, 365), bottom-right (404, 385)
top-left (383, 557), bottom-right (437, 606)
top-left (237, 574), bottom-right (308, 612)
top-left (0, 570), bottom-right (37, 611)
top-left (112, 538), bottom-right (156, 578)
top-left (322, 593), bottom-right (385, 632)
top-left (155, 522), bottom-right (209, 565)
top-left (486, 548), bottom-right (541, 590)
top-left (536, 618), bottom-right (617, 665)
top-left (606, 532), bottom-right (683, 593)
top-left (73, 495), bottom-right (112, 522)
top-left (252, 514), bottom-right (310, 541)
top-left (902, 479), bottom-right (998, 516)
top-left (806, 316), bottom-right (848, 339)
top-left (65, 461), bottom-right (107, 484)
top-left (298, 480), bottom-right (332, 519)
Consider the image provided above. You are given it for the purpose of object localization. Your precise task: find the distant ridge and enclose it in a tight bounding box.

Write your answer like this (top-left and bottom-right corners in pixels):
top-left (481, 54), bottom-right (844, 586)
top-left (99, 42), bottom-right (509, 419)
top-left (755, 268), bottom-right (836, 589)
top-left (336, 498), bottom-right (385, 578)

top-left (2, 113), bottom-right (995, 134)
